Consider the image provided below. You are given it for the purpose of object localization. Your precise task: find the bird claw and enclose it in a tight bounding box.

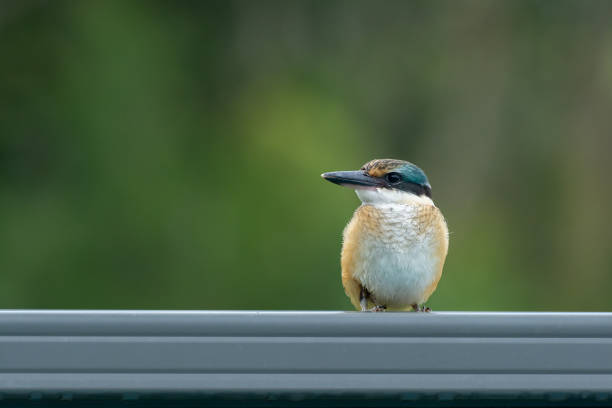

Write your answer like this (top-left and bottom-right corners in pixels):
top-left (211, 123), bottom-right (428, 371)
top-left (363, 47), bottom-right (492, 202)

top-left (412, 304), bottom-right (432, 312)
top-left (369, 305), bottom-right (386, 312)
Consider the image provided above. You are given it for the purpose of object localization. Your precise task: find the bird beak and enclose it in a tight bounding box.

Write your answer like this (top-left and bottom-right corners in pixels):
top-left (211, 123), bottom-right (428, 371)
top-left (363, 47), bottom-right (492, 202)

top-left (321, 170), bottom-right (384, 190)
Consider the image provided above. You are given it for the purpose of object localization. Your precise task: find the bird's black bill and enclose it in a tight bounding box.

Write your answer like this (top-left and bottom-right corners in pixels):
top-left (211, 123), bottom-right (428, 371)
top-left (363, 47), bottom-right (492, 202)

top-left (321, 171), bottom-right (384, 189)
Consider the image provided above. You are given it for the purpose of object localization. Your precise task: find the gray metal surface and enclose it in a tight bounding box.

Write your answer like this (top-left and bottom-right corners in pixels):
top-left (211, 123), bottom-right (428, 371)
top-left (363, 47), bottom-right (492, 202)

top-left (0, 310), bottom-right (611, 405)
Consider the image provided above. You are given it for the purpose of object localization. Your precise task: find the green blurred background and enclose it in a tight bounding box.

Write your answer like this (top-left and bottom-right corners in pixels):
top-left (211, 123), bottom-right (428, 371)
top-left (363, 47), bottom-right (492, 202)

top-left (1, 1), bottom-right (611, 311)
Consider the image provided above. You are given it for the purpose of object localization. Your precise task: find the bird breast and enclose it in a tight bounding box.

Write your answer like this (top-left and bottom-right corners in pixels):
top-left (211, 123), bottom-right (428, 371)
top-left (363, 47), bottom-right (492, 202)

top-left (341, 200), bottom-right (448, 309)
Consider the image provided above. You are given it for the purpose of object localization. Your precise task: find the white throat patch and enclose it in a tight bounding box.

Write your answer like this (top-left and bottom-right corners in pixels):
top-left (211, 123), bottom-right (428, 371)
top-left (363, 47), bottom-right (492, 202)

top-left (355, 188), bottom-right (433, 206)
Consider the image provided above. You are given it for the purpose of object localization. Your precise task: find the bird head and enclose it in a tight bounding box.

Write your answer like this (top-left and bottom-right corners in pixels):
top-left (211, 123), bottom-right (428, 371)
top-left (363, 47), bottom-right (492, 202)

top-left (322, 159), bottom-right (432, 202)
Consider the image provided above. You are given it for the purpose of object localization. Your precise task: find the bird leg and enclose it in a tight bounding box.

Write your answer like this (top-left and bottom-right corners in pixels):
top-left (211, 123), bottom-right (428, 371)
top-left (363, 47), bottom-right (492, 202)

top-left (411, 304), bottom-right (432, 312)
top-left (359, 286), bottom-right (370, 312)
top-left (359, 286), bottom-right (386, 312)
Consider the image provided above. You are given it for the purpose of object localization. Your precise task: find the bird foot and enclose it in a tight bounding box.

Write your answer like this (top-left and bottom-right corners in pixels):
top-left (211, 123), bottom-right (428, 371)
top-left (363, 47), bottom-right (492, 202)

top-left (412, 304), bottom-right (432, 312)
top-left (369, 305), bottom-right (387, 312)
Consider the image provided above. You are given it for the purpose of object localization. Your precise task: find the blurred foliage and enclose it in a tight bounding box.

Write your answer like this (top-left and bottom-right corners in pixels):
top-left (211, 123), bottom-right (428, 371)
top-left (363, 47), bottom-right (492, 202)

top-left (1, 0), bottom-right (611, 310)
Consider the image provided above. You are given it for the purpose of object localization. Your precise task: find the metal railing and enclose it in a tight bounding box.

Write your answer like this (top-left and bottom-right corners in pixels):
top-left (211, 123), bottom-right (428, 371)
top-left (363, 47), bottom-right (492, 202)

top-left (0, 310), bottom-right (611, 407)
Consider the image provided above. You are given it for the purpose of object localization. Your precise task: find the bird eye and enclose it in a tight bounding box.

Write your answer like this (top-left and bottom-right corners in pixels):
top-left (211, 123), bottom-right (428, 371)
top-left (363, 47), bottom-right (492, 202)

top-left (386, 173), bottom-right (401, 184)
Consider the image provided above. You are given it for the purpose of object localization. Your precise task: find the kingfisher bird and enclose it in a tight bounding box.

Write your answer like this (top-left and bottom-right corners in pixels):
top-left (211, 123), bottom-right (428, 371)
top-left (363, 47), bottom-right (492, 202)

top-left (322, 159), bottom-right (448, 312)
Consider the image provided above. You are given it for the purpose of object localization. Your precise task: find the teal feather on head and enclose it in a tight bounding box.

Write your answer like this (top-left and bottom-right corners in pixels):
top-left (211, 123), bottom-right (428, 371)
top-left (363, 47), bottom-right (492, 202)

top-left (396, 162), bottom-right (429, 187)
top-left (362, 159), bottom-right (430, 187)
